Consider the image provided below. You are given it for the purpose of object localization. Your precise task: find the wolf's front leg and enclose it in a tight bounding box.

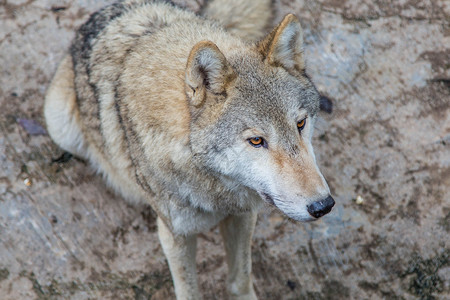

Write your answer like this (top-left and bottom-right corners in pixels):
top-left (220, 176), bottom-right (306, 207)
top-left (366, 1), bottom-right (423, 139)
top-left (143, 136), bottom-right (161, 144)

top-left (157, 217), bottom-right (200, 300)
top-left (220, 212), bottom-right (258, 300)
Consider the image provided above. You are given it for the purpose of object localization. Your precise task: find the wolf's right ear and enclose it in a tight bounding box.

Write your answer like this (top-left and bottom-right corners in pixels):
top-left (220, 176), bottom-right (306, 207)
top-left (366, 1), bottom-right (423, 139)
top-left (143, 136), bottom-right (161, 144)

top-left (185, 41), bottom-right (236, 107)
top-left (257, 14), bottom-right (305, 73)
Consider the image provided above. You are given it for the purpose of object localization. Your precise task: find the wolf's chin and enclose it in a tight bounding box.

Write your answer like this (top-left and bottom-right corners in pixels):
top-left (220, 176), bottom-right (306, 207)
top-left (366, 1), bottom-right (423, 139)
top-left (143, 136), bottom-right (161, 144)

top-left (257, 192), bottom-right (316, 222)
top-left (282, 211), bottom-right (316, 222)
top-left (258, 191), bottom-right (275, 205)
top-left (273, 200), bottom-right (316, 222)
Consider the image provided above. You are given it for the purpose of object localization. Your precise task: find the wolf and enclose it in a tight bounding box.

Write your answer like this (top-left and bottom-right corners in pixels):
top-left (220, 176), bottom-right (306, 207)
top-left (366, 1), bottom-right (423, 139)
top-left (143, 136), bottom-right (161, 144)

top-left (44, 0), bottom-right (335, 298)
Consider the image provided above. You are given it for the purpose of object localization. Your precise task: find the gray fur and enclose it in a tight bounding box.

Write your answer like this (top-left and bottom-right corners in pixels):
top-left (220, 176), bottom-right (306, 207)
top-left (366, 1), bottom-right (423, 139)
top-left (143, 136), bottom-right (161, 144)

top-left (44, 1), bottom-right (333, 298)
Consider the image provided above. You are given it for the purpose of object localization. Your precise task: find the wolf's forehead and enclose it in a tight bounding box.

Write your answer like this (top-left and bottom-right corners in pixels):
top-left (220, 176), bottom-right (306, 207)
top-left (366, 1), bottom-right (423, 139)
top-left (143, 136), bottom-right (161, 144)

top-left (232, 63), bottom-right (319, 116)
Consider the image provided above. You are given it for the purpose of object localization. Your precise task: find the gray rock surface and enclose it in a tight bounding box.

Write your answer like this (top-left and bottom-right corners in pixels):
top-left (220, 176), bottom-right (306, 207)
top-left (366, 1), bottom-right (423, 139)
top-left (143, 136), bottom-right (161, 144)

top-left (0, 0), bottom-right (449, 299)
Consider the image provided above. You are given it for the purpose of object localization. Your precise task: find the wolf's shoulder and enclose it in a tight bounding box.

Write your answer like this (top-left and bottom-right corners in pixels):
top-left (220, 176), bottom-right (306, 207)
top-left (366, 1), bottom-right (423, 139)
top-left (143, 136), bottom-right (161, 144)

top-left (70, 1), bottom-right (188, 63)
top-left (70, 2), bottom-right (128, 61)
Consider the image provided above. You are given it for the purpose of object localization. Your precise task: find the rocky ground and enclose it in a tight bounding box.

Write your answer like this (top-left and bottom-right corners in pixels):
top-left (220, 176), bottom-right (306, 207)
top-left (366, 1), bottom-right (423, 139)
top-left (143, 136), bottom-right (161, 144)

top-left (0, 0), bottom-right (449, 299)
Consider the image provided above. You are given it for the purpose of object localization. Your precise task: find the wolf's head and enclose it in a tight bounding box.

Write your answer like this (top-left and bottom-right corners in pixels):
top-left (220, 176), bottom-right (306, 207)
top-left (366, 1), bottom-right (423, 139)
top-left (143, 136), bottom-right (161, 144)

top-left (185, 14), bottom-right (334, 221)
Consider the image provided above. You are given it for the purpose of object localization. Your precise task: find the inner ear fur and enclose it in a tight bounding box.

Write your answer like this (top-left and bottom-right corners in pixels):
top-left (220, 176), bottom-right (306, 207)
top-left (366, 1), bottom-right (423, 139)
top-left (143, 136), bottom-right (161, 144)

top-left (185, 41), bottom-right (236, 107)
top-left (257, 14), bottom-right (305, 73)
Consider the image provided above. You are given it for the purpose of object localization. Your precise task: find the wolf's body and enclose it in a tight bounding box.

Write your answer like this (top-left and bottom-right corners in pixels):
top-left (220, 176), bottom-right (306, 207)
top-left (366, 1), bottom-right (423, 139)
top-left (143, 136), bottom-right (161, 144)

top-left (44, 0), bottom-right (334, 299)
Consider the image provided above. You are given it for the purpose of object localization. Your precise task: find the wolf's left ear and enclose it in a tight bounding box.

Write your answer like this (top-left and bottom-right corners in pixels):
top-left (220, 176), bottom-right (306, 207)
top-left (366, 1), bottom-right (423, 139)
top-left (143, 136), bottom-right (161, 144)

top-left (185, 41), bottom-right (236, 107)
top-left (257, 14), bottom-right (304, 73)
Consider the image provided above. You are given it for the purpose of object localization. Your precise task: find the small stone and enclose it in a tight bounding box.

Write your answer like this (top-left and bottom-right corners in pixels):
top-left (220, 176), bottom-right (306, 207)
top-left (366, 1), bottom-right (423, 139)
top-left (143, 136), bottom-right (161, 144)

top-left (287, 280), bottom-right (296, 290)
top-left (17, 118), bottom-right (47, 136)
top-left (23, 178), bottom-right (32, 187)
top-left (355, 195), bottom-right (364, 205)
top-left (319, 95), bottom-right (333, 114)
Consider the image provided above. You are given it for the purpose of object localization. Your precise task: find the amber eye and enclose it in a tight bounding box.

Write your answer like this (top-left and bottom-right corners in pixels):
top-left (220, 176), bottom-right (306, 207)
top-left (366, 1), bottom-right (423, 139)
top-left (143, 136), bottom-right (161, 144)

top-left (297, 118), bottom-right (306, 132)
top-left (248, 137), bottom-right (266, 148)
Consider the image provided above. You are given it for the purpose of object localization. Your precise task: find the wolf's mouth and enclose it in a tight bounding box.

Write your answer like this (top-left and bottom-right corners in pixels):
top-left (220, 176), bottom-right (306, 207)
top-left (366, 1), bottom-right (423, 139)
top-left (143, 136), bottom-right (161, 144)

top-left (259, 192), bottom-right (275, 206)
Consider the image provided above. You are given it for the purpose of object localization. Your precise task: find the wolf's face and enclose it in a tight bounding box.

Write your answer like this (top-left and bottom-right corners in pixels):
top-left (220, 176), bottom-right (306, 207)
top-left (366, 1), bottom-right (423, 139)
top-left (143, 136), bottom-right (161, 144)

top-left (186, 14), bottom-right (334, 221)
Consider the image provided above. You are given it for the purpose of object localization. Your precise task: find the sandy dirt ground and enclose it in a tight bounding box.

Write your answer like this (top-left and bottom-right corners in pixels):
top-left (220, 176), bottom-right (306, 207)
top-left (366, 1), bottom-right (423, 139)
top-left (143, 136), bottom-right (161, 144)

top-left (0, 0), bottom-right (449, 299)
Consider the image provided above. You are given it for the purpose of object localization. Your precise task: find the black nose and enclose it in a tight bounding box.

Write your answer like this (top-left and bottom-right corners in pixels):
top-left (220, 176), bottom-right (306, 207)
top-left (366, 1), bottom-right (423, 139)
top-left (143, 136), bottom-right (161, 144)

top-left (307, 196), bottom-right (335, 218)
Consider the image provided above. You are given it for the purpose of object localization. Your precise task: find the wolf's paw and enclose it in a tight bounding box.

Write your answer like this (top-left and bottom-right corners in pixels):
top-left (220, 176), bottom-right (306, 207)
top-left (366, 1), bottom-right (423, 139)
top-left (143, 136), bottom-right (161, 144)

top-left (229, 294), bottom-right (258, 300)
top-left (228, 286), bottom-right (257, 300)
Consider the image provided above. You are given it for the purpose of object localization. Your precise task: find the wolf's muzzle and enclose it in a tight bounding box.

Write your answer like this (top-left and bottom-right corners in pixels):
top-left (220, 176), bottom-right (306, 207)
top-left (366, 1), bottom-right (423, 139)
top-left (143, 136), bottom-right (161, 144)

top-left (307, 196), bottom-right (335, 218)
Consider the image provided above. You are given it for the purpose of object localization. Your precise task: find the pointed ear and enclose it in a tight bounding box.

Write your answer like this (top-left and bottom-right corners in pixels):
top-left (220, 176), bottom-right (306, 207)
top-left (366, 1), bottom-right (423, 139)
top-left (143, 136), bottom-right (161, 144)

top-left (185, 41), bottom-right (236, 107)
top-left (257, 14), bottom-right (304, 73)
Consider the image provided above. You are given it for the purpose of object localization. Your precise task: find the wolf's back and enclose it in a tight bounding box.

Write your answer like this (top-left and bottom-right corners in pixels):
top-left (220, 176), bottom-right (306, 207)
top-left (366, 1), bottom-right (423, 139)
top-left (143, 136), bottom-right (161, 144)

top-left (201, 0), bottom-right (273, 41)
